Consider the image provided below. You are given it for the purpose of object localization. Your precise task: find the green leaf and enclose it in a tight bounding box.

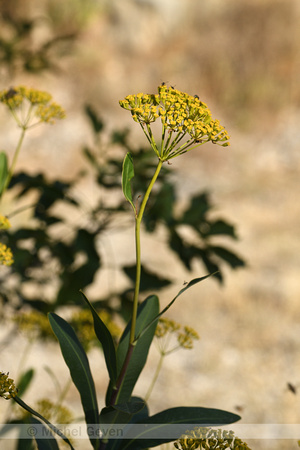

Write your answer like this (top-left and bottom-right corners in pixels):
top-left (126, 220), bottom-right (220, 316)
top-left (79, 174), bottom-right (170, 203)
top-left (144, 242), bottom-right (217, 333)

top-left (16, 369), bottom-right (34, 398)
top-left (0, 151), bottom-right (8, 195)
top-left (80, 290), bottom-right (117, 384)
top-left (13, 396), bottom-right (74, 449)
top-left (30, 417), bottom-right (60, 450)
top-left (122, 153), bottom-right (136, 212)
top-left (122, 406), bottom-right (241, 450)
top-left (106, 295), bottom-right (159, 405)
top-left (48, 313), bottom-right (99, 448)
top-left (135, 275), bottom-right (212, 341)
top-left (99, 398), bottom-right (149, 450)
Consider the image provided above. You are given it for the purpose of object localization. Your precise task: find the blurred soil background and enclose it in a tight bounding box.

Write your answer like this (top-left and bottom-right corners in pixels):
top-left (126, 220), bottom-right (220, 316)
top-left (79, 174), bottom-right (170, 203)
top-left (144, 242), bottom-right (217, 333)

top-left (1, 0), bottom-right (300, 448)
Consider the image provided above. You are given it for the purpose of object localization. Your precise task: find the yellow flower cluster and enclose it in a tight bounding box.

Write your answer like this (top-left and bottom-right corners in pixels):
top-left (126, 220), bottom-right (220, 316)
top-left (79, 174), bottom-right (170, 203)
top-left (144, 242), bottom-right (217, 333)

top-left (0, 371), bottom-right (18, 399)
top-left (178, 326), bottom-right (200, 350)
top-left (13, 310), bottom-right (55, 341)
top-left (119, 85), bottom-right (229, 161)
top-left (155, 318), bottom-right (199, 351)
top-left (35, 398), bottom-right (73, 424)
top-left (174, 427), bottom-right (252, 450)
top-left (0, 215), bottom-right (11, 230)
top-left (155, 317), bottom-right (180, 337)
top-left (13, 308), bottom-right (121, 351)
top-left (0, 242), bottom-right (14, 266)
top-left (0, 86), bottom-right (65, 127)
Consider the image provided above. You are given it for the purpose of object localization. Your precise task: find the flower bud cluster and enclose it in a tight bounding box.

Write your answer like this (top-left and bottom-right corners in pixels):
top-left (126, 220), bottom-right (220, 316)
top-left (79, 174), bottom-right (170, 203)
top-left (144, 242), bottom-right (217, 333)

top-left (174, 427), bottom-right (252, 449)
top-left (0, 371), bottom-right (18, 399)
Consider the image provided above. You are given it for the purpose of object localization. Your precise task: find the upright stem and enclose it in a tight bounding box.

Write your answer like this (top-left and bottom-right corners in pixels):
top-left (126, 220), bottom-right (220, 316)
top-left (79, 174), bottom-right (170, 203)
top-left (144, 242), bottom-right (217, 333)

top-left (1, 127), bottom-right (26, 198)
top-left (144, 351), bottom-right (165, 402)
top-left (108, 158), bottom-right (163, 407)
top-left (129, 158), bottom-right (163, 344)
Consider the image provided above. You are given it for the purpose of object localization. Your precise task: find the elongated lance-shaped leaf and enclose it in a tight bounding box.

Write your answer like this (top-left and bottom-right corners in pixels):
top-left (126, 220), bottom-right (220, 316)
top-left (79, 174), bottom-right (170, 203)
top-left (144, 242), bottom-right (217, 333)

top-left (13, 396), bottom-right (74, 449)
top-left (99, 397), bottom-right (149, 450)
top-left (48, 313), bottom-right (100, 449)
top-left (106, 295), bottom-right (159, 406)
top-left (121, 406), bottom-right (241, 450)
top-left (0, 151), bottom-right (8, 195)
top-left (30, 417), bottom-right (60, 450)
top-left (80, 290), bottom-right (117, 384)
top-left (135, 274), bottom-right (213, 342)
top-left (16, 368), bottom-right (34, 398)
top-left (122, 152), bottom-right (136, 213)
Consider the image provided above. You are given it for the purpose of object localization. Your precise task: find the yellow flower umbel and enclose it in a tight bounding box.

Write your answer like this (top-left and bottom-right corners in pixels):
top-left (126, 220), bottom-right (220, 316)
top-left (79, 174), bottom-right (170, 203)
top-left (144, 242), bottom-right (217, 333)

top-left (0, 242), bottom-right (14, 266)
top-left (155, 318), bottom-right (199, 353)
top-left (0, 215), bottom-right (13, 265)
top-left (13, 310), bottom-right (55, 341)
top-left (119, 84), bottom-right (229, 161)
top-left (145, 318), bottom-right (199, 401)
top-left (0, 372), bottom-right (18, 399)
top-left (0, 86), bottom-right (65, 198)
top-left (174, 427), bottom-right (252, 450)
top-left (0, 215), bottom-right (11, 230)
top-left (0, 86), bottom-right (65, 128)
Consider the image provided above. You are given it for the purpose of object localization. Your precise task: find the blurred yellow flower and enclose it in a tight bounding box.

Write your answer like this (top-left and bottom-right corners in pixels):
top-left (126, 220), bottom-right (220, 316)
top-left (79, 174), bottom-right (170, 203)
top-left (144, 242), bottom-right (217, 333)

top-left (0, 372), bottom-right (18, 399)
top-left (174, 427), bottom-right (252, 450)
top-left (0, 86), bottom-right (65, 128)
top-left (155, 318), bottom-right (199, 352)
top-left (0, 242), bottom-right (14, 266)
top-left (0, 215), bottom-right (11, 230)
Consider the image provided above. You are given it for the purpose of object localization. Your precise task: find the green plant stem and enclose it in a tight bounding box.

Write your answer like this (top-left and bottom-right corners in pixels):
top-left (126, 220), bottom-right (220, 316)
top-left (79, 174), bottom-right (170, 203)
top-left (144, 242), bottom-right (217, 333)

top-left (144, 351), bottom-right (165, 402)
top-left (109, 158), bottom-right (163, 407)
top-left (2, 127), bottom-right (26, 196)
top-left (130, 158), bottom-right (163, 344)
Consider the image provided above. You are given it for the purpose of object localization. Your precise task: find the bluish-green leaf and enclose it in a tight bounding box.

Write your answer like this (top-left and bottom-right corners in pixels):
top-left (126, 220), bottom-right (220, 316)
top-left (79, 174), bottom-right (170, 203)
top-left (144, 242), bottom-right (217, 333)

top-left (122, 152), bottom-right (135, 212)
top-left (0, 151), bottom-right (8, 195)
top-left (16, 368), bottom-right (34, 398)
top-left (122, 406), bottom-right (241, 450)
top-left (30, 417), bottom-right (60, 450)
top-left (81, 290), bottom-right (117, 384)
top-left (106, 295), bottom-right (159, 405)
top-left (13, 396), bottom-right (74, 449)
top-left (99, 397), bottom-right (149, 450)
top-left (48, 313), bottom-right (99, 449)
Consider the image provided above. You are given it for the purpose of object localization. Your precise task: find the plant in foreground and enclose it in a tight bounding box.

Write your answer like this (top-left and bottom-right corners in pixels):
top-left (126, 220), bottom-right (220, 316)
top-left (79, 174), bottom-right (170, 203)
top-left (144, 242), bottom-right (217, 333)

top-left (1, 85), bottom-right (243, 449)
